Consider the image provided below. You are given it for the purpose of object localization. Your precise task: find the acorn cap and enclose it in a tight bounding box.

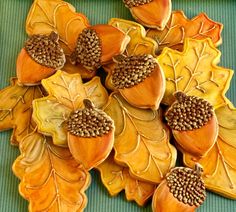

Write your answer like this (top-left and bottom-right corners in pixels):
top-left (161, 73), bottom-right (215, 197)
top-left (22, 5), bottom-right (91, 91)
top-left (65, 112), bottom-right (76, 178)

top-left (123, 0), bottom-right (153, 8)
top-left (71, 28), bottom-right (102, 70)
top-left (112, 54), bottom-right (158, 89)
top-left (67, 99), bottom-right (114, 138)
top-left (166, 92), bottom-right (214, 131)
top-left (24, 31), bottom-right (65, 69)
top-left (166, 164), bottom-right (206, 207)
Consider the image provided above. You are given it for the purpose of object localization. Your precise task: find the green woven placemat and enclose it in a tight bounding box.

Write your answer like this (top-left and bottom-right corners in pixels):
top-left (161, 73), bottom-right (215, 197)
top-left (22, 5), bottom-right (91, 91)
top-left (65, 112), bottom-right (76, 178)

top-left (0, 0), bottom-right (235, 211)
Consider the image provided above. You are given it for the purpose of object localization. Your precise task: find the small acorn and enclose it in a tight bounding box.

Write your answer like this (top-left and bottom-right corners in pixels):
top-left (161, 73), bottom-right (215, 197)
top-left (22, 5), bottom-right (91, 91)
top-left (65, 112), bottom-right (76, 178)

top-left (16, 31), bottom-right (66, 85)
top-left (67, 99), bottom-right (115, 170)
top-left (123, 0), bottom-right (171, 30)
top-left (70, 24), bottom-right (130, 71)
top-left (111, 54), bottom-right (165, 109)
top-left (165, 92), bottom-right (218, 157)
top-left (152, 164), bottom-right (206, 212)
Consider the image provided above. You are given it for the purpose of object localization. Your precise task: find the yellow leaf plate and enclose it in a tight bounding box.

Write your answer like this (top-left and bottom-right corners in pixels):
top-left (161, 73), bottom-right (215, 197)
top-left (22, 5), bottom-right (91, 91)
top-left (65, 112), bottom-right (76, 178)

top-left (157, 38), bottom-right (233, 108)
top-left (147, 10), bottom-right (223, 54)
top-left (96, 151), bottom-right (156, 206)
top-left (13, 131), bottom-right (91, 211)
top-left (0, 78), bottom-right (45, 146)
top-left (183, 104), bottom-right (236, 199)
top-left (104, 92), bottom-right (177, 183)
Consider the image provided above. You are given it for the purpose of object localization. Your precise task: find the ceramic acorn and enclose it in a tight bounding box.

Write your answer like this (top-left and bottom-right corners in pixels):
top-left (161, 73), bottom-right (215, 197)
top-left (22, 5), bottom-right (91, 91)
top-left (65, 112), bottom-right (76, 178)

top-left (70, 24), bottom-right (130, 71)
top-left (104, 18), bottom-right (158, 91)
top-left (165, 92), bottom-right (219, 157)
top-left (152, 164), bottom-right (206, 212)
top-left (123, 0), bottom-right (172, 30)
top-left (16, 31), bottom-right (65, 85)
top-left (67, 99), bottom-right (115, 170)
top-left (110, 54), bottom-right (165, 109)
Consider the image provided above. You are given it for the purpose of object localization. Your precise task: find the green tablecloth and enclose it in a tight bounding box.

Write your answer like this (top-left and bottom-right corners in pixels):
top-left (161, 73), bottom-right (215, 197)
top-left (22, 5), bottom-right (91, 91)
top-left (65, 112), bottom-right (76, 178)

top-left (0, 0), bottom-right (235, 211)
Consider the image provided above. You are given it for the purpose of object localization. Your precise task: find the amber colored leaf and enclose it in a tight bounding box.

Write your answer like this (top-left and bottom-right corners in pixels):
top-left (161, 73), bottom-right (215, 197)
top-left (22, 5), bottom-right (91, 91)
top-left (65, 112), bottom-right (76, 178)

top-left (33, 70), bottom-right (108, 146)
top-left (26, 0), bottom-right (90, 55)
top-left (157, 38), bottom-right (233, 108)
top-left (96, 151), bottom-right (156, 206)
top-left (183, 105), bottom-right (236, 199)
top-left (41, 70), bottom-right (108, 109)
top-left (0, 78), bottom-right (44, 146)
top-left (12, 131), bottom-right (91, 211)
top-left (104, 92), bottom-right (177, 184)
top-left (147, 11), bottom-right (223, 54)
top-left (62, 59), bottom-right (96, 79)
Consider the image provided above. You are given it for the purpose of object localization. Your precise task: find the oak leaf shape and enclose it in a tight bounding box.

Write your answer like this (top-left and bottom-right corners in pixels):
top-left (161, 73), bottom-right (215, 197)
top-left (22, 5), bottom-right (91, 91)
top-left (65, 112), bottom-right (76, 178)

top-left (32, 70), bottom-right (108, 146)
top-left (183, 104), bottom-right (236, 199)
top-left (157, 38), bottom-right (233, 108)
top-left (26, 0), bottom-right (90, 55)
top-left (12, 131), bottom-right (91, 211)
top-left (147, 11), bottom-right (223, 54)
top-left (104, 93), bottom-right (177, 183)
top-left (96, 151), bottom-right (156, 206)
top-left (0, 78), bottom-right (44, 146)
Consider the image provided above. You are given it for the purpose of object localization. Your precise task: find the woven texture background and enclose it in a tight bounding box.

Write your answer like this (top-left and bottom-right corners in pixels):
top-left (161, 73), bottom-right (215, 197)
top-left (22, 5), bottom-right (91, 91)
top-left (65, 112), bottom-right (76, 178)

top-left (0, 0), bottom-right (235, 211)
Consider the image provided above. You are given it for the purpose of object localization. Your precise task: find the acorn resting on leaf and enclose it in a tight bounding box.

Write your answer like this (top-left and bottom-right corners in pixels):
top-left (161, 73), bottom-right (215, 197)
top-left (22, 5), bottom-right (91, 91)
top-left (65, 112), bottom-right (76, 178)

top-left (123, 0), bottom-right (171, 30)
top-left (152, 164), bottom-right (206, 212)
top-left (16, 31), bottom-right (66, 85)
top-left (165, 92), bottom-right (218, 157)
top-left (111, 54), bottom-right (165, 109)
top-left (67, 99), bottom-right (115, 170)
top-left (70, 24), bottom-right (130, 71)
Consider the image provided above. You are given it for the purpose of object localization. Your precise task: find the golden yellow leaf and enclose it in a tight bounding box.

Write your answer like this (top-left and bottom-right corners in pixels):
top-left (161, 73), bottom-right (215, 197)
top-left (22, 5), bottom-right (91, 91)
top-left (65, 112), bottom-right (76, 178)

top-left (147, 11), bottom-right (223, 54)
top-left (0, 78), bottom-right (44, 146)
top-left (26, 0), bottom-right (90, 55)
top-left (33, 70), bottom-right (109, 146)
top-left (109, 18), bottom-right (157, 56)
top-left (96, 151), bottom-right (156, 206)
top-left (13, 131), bottom-right (91, 211)
top-left (104, 92), bottom-right (177, 184)
top-left (183, 104), bottom-right (236, 199)
top-left (157, 38), bottom-right (233, 108)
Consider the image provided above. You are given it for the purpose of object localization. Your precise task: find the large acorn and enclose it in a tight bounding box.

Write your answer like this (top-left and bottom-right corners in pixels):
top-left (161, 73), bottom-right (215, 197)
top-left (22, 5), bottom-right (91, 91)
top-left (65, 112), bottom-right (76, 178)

top-left (70, 24), bottom-right (130, 71)
top-left (111, 54), bottom-right (165, 109)
top-left (123, 0), bottom-right (171, 30)
top-left (152, 164), bottom-right (206, 212)
top-left (67, 99), bottom-right (115, 170)
top-left (16, 31), bottom-right (65, 85)
top-left (165, 92), bottom-right (218, 157)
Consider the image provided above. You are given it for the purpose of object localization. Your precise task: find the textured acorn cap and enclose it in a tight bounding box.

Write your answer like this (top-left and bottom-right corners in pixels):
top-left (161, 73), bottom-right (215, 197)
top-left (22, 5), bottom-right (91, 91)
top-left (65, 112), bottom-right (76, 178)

top-left (123, 0), bottom-right (153, 8)
top-left (71, 28), bottom-right (102, 70)
top-left (24, 31), bottom-right (65, 69)
top-left (112, 54), bottom-right (157, 89)
top-left (166, 164), bottom-right (206, 207)
top-left (166, 92), bottom-right (214, 131)
top-left (67, 99), bottom-right (114, 138)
